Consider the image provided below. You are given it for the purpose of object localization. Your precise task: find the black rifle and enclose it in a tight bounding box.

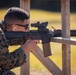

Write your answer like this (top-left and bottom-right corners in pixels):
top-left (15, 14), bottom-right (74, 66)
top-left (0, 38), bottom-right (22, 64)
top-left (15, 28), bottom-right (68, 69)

top-left (4, 22), bottom-right (76, 57)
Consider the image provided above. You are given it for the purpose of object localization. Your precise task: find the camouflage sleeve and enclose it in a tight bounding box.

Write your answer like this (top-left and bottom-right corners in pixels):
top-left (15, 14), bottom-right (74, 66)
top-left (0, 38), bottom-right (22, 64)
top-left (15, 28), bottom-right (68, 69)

top-left (0, 28), bottom-right (26, 70)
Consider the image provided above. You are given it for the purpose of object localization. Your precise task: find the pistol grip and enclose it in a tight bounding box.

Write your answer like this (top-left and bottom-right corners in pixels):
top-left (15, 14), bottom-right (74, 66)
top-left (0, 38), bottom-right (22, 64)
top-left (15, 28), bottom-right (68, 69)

top-left (42, 42), bottom-right (52, 57)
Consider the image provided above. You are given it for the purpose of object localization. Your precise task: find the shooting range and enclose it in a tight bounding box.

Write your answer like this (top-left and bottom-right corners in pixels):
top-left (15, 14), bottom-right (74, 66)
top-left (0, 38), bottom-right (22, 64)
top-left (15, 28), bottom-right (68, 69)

top-left (19, 0), bottom-right (76, 75)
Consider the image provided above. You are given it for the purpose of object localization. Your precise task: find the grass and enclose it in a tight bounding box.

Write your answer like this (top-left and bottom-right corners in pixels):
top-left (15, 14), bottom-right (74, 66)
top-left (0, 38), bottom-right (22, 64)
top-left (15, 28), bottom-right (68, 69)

top-left (0, 8), bottom-right (76, 74)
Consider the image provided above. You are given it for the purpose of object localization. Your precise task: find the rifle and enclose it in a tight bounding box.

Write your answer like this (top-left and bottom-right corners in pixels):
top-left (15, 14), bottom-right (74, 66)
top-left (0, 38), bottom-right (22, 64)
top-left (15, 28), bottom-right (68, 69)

top-left (4, 22), bottom-right (76, 57)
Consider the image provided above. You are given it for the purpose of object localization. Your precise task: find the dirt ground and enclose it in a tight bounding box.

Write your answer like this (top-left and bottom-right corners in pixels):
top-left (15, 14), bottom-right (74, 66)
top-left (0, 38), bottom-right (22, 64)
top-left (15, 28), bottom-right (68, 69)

top-left (30, 71), bottom-right (52, 75)
top-left (30, 71), bottom-right (76, 75)
top-left (15, 71), bottom-right (76, 75)
top-left (15, 71), bottom-right (52, 75)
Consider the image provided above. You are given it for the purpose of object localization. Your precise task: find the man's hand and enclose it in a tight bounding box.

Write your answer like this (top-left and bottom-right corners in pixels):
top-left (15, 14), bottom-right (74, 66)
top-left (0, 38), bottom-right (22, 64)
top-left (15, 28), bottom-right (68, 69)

top-left (21, 40), bottom-right (39, 53)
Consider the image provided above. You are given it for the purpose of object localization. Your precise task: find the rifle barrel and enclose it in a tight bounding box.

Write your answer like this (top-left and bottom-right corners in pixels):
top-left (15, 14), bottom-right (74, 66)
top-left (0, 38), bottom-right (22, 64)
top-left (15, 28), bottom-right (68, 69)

top-left (53, 30), bottom-right (76, 37)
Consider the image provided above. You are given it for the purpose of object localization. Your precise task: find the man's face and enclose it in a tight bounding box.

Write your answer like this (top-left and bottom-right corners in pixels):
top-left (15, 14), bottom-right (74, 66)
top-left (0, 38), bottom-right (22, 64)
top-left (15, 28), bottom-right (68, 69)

top-left (7, 19), bottom-right (29, 32)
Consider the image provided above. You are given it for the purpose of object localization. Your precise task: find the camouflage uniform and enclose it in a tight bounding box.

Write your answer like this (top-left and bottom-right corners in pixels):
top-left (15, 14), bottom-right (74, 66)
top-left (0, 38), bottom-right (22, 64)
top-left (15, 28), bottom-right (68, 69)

top-left (0, 28), bottom-right (26, 75)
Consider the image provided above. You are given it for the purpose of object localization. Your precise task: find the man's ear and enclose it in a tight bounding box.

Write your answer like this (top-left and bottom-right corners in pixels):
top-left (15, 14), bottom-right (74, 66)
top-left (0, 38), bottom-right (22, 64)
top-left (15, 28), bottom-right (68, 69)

top-left (12, 24), bottom-right (16, 31)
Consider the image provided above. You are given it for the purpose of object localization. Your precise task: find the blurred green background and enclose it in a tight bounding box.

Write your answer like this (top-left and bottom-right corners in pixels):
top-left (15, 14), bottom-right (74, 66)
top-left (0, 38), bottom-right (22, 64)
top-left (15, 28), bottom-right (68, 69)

top-left (0, 0), bottom-right (76, 75)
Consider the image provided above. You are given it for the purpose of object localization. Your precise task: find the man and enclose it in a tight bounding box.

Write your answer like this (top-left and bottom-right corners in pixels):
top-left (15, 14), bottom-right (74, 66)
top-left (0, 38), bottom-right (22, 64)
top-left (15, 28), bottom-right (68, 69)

top-left (0, 7), bottom-right (38, 75)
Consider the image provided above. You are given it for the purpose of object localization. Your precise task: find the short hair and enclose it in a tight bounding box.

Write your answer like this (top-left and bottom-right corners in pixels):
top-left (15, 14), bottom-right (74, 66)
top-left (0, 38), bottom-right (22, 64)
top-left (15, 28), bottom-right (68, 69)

top-left (4, 7), bottom-right (29, 24)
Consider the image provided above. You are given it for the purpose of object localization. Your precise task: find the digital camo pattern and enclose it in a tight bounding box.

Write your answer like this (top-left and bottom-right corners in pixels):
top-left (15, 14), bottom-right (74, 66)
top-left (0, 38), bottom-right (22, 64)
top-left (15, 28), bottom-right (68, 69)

top-left (0, 70), bottom-right (16, 75)
top-left (0, 28), bottom-right (26, 75)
